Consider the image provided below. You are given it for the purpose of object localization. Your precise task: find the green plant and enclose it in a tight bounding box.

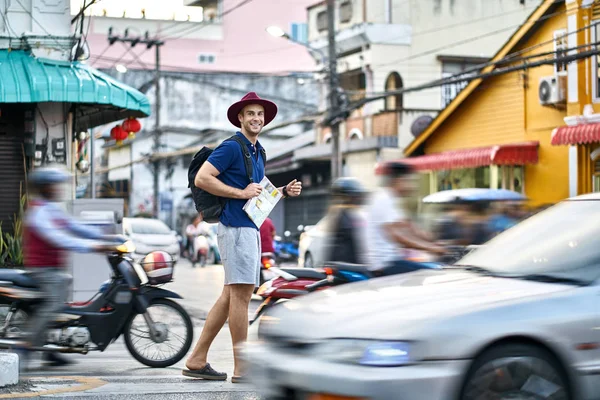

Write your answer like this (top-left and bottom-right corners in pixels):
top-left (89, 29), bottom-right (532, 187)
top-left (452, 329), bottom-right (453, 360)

top-left (0, 194), bottom-right (26, 268)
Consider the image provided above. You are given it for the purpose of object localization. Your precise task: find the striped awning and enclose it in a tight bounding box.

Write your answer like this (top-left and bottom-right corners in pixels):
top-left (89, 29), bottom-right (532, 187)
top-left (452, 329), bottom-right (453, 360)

top-left (551, 123), bottom-right (600, 146)
top-left (394, 141), bottom-right (540, 172)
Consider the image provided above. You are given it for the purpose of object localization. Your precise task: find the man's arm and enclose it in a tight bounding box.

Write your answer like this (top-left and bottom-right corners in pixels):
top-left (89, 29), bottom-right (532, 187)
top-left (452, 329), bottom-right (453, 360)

top-left (383, 223), bottom-right (445, 254)
top-left (27, 207), bottom-right (103, 253)
top-left (408, 221), bottom-right (434, 241)
top-left (195, 161), bottom-right (260, 200)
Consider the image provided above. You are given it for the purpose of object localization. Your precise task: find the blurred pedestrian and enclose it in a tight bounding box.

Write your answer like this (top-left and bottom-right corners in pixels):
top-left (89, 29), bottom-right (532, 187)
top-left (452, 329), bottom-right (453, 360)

top-left (183, 92), bottom-right (302, 383)
top-left (323, 177), bottom-right (368, 265)
top-left (259, 217), bottom-right (276, 255)
top-left (366, 161), bottom-right (445, 273)
top-left (22, 167), bottom-right (113, 368)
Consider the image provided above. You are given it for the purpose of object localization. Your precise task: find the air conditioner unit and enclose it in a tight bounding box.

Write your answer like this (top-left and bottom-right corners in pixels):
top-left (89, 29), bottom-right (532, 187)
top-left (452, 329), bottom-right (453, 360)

top-left (539, 75), bottom-right (566, 106)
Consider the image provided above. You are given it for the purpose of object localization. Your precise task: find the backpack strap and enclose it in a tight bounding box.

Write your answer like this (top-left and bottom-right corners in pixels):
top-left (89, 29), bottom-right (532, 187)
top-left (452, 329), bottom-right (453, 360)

top-left (259, 147), bottom-right (266, 166)
top-left (226, 135), bottom-right (255, 183)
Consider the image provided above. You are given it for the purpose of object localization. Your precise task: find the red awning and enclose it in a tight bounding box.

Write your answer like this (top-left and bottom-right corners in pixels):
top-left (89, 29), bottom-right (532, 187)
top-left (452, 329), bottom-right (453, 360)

top-left (398, 142), bottom-right (539, 171)
top-left (551, 123), bottom-right (600, 145)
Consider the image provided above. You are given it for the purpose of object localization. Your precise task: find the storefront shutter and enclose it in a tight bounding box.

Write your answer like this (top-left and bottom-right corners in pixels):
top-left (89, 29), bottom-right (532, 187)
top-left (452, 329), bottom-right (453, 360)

top-left (0, 120), bottom-right (26, 235)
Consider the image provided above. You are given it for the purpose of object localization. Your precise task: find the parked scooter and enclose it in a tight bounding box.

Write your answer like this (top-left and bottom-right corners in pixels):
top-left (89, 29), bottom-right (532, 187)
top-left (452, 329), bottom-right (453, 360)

top-left (274, 231), bottom-right (299, 264)
top-left (259, 252), bottom-right (277, 287)
top-left (0, 238), bottom-right (194, 368)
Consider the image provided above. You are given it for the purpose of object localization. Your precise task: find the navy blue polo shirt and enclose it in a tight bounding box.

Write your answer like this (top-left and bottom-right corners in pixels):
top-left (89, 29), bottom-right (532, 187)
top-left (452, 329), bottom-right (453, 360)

top-left (206, 132), bottom-right (265, 229)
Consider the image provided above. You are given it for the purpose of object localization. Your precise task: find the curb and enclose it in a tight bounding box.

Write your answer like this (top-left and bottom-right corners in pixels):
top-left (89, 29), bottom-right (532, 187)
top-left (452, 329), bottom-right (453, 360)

top-left (0, 376), bottom-right (106, 398)
top-left (0, 353), bottom-right (18, 388)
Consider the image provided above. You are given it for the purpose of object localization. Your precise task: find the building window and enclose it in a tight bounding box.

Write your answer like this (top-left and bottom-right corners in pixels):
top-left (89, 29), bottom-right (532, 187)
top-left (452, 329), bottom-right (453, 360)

top-left (436, 166), bottom-right (524, 192)
top-left (384, 72), bottom-right (403, 110)
top-left (290, 23), bottom-right (308, 44)
top-left (440, 61), bottom-right (478, 107)
top-left (340, 1), bottom-right (353, 23)
top-left (554, 29), bottom-right (568, 76)
top-left (317, 11), bottom-right (328, 32)
top-left (340, 69), bottom-right (366, 102)
top-left (198, 53), bottom-right (216, 64)
top-left (349, 128), bottom-right (363, 140)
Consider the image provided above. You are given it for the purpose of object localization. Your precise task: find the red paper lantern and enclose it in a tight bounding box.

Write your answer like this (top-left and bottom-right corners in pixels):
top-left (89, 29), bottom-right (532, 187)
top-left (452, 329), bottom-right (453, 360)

top-left (122, 117), bottom-right (141, 140)
top-left (110, 125), bottom-right (128, 144)
top-left (122, 117), bottom-right (141, 133)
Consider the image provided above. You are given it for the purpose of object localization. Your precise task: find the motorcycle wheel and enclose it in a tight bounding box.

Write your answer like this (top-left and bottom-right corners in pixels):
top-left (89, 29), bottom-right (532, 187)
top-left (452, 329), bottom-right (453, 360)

top-left (124, 298), bottom-right (193, 368)
top-left (0, 305), bottom-right (28, 339)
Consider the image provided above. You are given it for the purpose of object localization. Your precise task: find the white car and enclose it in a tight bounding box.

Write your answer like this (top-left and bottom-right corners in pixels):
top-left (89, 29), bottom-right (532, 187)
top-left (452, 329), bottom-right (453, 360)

top-left (297, 217), bottom-right (329, 268)
top-left (245, 193), bottom-right (600, 400)
top-left (122, 217), bottom-right (180, 262)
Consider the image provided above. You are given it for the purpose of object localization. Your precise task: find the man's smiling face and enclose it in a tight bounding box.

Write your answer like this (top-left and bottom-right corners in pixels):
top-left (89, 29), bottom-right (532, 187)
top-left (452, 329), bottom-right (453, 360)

top-left (238, 104), bottom-right (265, 137)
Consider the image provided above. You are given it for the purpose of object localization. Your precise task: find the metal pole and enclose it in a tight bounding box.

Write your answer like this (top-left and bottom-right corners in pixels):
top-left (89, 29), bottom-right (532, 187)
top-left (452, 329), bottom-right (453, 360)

top-left (327, 0), bottom-right (341, 181)
top-left (90, 129), bottom-right (95, 198)
top-left (152, 42), bottom-right (161, 218)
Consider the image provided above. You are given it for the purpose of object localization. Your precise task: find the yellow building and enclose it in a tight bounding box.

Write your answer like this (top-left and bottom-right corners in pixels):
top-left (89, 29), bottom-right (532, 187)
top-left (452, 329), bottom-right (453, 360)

top-left (403, 0), bottom-right (600, 206)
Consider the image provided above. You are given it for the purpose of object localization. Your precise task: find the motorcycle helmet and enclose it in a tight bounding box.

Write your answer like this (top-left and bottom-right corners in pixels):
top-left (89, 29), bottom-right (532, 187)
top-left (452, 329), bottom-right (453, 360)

top-left (331, 177), bottom-right (367, 204)
top-left (29, 167), bottom-right (71, 186)
top-left (28, 167), bottom-right (72, 201)
top-left (379, 161), bottom-right (415, 178)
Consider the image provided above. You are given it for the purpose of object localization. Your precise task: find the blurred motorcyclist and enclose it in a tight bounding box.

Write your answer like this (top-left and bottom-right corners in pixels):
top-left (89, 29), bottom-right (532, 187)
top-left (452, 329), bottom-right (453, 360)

top-left (365, 161), bottom-right (445, 273)
top-left (22, 167), bottom-right (113, 368)
top-left (185, 215), bottom-right (211, 262)
top-left (323, 177), bottom-right (369, 265)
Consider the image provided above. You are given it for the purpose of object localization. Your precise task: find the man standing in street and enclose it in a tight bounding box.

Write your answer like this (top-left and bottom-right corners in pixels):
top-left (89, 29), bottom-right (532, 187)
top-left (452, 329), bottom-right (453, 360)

top-left (183, 92), bottom-right (302, 382)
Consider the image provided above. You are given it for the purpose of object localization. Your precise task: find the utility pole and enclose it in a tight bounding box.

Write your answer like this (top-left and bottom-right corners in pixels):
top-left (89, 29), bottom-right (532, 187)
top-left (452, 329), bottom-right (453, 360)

top-left (107, 28), bottom-right (164, 217)
top-left (326, 0), bottom-right (342, 181)
top-left (152, 41), bottom-right (161, 218)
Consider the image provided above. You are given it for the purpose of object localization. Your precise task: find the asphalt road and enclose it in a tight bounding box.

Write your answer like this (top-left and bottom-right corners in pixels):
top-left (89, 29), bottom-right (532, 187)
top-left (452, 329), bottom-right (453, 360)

top-left (17, 259), bottom-right (267, 399)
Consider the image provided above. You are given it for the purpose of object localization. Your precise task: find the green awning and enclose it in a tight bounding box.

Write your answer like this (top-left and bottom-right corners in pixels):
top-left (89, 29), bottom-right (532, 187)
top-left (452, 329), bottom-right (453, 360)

top-left (0, 50), bottom-right (151, 130)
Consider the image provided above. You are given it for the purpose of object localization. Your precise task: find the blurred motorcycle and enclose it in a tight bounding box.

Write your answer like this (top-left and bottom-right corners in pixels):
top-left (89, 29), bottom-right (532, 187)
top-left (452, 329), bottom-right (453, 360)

top-left (250, 259), bottom-right (443, 325)
top-left (193, 233), bottom-right (210, 268)
top-left (0, 239), bottom-right (194, 368)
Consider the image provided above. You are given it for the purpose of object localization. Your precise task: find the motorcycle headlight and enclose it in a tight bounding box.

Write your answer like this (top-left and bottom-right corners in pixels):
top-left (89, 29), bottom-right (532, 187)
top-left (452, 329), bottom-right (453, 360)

top-left (315, 340), bottom-right (413, 367)
top-left (116, 240), bottom-right (136, 254)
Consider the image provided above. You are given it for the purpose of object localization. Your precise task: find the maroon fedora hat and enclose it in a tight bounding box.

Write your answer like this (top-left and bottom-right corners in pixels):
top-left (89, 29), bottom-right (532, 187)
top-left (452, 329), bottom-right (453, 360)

top-left (227, 92), bottom-right (278, 128)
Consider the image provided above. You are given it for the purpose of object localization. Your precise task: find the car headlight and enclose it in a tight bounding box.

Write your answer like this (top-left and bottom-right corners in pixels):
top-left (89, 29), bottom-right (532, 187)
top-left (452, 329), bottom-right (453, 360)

top-left (315, 340), bottom-right (413, 367)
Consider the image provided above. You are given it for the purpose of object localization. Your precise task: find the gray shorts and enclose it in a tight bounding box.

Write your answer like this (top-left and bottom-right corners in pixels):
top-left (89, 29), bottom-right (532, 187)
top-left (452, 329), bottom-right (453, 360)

top-left (217, 222), bottom-right (261, 287)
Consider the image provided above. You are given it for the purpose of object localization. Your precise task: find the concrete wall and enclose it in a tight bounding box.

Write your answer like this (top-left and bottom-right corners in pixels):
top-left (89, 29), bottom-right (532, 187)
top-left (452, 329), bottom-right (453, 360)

top-left (2, 0), bottom-right (72, 60)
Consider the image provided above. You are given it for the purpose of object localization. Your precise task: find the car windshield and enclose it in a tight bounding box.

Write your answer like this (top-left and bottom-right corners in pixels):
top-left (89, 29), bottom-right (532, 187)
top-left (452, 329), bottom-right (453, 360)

top-left (128, 219), bottom-right (172, 235)
top-left (455, 200), bottom-right (600, 284)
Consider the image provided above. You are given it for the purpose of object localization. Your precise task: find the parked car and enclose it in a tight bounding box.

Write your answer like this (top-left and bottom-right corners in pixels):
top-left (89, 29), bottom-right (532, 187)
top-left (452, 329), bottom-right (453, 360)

top-left (245, 192), bottom-right (600, 400)
top-left (122, 217), bottom-right (180, 262)
top-left (297, 218), bottom-right (328, 268)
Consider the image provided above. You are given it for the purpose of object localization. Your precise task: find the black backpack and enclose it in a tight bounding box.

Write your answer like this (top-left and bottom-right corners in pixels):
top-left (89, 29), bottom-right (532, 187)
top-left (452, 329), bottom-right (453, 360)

top-left (187, 135), bottom-right (266, 223)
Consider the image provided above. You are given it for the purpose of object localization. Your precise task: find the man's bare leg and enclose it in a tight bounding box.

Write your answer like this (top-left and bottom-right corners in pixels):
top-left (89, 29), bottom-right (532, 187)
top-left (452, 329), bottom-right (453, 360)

top-left (228, 284), bottom-right (255, 377)
top-left (185, 285), bottom-right (231, 370)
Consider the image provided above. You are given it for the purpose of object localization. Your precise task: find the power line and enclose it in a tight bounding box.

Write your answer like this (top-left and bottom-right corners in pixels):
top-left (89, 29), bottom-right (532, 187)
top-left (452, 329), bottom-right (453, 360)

top-left (159, 0), bottom-right (255, 40)
top-left (338, 43), bottom-right (600, 120)
top-left (370, 0), bottom-right (570, 69)
top-left (365, 2), bottom-right (590, 100)
top-left (89, 53), bottom-right (320, 76)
